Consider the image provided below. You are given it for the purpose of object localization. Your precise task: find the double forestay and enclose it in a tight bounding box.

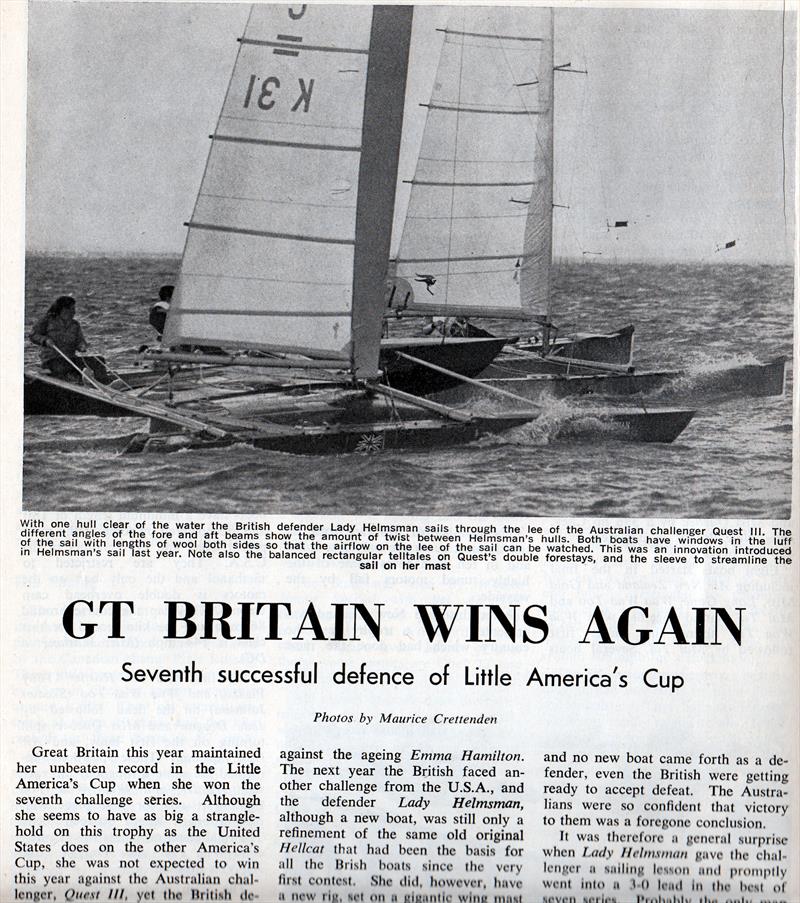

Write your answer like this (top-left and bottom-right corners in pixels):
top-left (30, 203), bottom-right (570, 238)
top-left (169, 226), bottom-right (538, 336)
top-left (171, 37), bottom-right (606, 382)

top-left (163, 5), bottom-right (412, 378)
top-left (394, 7), bottom-right (554, 323)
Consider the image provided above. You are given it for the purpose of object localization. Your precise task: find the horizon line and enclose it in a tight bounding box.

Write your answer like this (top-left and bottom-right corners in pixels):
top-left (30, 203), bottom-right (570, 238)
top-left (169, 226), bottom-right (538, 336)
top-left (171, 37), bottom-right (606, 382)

top-left (24, 248), bottom-right (795, 267)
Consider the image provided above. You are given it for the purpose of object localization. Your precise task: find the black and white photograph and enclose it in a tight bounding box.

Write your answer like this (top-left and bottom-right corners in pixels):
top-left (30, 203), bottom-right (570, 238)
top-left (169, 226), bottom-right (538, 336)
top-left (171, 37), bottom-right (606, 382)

top-left (20, 2), bottom-right (795, 516)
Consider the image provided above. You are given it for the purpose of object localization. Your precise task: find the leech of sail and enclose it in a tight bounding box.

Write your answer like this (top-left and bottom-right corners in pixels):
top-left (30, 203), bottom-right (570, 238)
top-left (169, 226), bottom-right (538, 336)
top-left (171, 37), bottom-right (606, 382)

top-left (238, 37), bottom-right (368, 55)
top-left (185, 222), bottom-right (355, 246)
top-left (437, 28), bottom-right (544, 42)
top-left (422, 103), bottom-right (544, 116)
top-left (212, 134), bottom-right (361, 153)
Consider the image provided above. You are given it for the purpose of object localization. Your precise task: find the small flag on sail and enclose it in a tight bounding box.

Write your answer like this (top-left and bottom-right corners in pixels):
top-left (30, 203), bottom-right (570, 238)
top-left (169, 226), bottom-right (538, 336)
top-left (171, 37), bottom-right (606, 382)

top-left (414, 273), bottom-right (437, 295)
top-left (715, 239), bottom-right (737, 253)
top-left (606, 219), bottom-right (630, 232)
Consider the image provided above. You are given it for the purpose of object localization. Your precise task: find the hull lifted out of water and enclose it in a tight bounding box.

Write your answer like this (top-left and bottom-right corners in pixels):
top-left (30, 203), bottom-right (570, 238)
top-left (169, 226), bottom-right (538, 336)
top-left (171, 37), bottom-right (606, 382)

top-left (435, 355), bottom-right (788, 405)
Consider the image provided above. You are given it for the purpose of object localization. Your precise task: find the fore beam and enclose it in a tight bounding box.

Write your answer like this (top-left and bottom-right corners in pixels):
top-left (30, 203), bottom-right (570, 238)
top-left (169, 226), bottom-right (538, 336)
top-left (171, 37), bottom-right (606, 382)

top-left (143, 349), bottom-right (351, 371)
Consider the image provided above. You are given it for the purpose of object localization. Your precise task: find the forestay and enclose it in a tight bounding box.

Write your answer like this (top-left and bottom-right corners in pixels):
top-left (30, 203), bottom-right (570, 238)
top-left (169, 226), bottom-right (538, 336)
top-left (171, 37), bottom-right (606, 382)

top-left (395, 7), bottom-right (554, 321)
top-left (164, 5), bottom-right (411, 377)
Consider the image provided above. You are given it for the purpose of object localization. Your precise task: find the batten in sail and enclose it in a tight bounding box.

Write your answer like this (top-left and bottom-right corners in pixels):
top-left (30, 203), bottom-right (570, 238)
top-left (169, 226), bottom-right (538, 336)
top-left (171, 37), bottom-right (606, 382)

top-left (394, 7), bottom-right (554, 321)
top-left (164, 5), bottom-right (411, 375)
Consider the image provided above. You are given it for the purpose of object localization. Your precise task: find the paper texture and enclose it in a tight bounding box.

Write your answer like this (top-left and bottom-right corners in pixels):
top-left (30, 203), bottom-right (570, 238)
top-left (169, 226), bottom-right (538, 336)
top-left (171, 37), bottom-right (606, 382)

top-left (2, 3), bottom-right (797, 902)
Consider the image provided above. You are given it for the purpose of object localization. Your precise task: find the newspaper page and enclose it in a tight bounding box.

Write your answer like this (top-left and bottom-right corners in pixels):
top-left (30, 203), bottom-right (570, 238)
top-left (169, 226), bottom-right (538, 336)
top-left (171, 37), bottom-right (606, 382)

top-left (1, 2), bottom-right (797, 903)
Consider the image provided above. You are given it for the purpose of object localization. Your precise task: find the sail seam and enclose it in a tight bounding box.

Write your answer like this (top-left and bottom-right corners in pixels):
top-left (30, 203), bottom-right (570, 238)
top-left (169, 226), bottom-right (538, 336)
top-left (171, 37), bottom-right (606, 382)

top-left (438, 28), bottom-right (545, 43)
top-left (220, 114), bottom-right (360, 131)
top-left (212, 134), bottom-right (361, 153)
top-left (183, 270), bottom-right (349, 287)
top-left (404, 180), bottom-right (537, 187)
top-left (418, 155), bottom-right (537, 163)
top-left (186, 222), bottom-right (355, 246)
top-left (199, 193), bottom-right (356, 210)
top-left (406, 213), bottom-right (528, 221)
top-left (177, 309), bottom-right (350, 318)
top-left (422, 103), bottom-right (545, 115)
top-left (239, 38), bottom-right (369, 55)
top-left (396, 254), bottom-right (521, 263)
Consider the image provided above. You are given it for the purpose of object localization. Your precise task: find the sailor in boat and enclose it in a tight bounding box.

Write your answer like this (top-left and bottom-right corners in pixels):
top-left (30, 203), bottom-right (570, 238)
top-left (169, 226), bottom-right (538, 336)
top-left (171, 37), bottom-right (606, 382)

top-left (29, 295), bottom-right (88, 382)
top-left (447, 317), bottom-right (495, 339)
top-left (148, 284), bottom-right (173, 338)
top-left (421, 316), bottom-right (446, 336)
top-left (145, 283), bottom-right (223, 356)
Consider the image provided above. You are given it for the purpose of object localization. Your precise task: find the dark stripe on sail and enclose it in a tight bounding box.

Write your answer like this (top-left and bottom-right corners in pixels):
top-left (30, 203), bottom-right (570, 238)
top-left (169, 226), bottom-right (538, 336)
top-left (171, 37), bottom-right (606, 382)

top-left (437, 28), bottom-right (544, 43)
top-left (396, 253), bottom-right (520, 263)
top-left (422, 103), bottom-right (544, 116)
top-left (273, 48), bottom-right (300, 57)
top-left (212, 134), bottom-right (361, 153)
top-left (404, 179), bottom-right (536, 187)
top-left (186, 222), bottom-right (355, 246)
top-left (239, 37), bottom-right (369, 55)
top-left (179, 309), bottom-right (350, 318)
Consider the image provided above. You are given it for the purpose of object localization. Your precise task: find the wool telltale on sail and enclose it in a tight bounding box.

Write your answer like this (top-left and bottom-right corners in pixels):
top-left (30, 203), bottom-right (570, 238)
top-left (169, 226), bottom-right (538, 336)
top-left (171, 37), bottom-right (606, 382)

top-left (394, 7), bottom-right (554, 322)
top-left (163, 5), bottom-right (412, 378)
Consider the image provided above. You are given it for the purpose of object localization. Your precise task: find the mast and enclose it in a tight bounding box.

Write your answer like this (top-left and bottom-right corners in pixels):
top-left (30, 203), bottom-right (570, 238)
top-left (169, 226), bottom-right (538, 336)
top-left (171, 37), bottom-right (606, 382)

top-left (351, 7), bottom-right (413, 378)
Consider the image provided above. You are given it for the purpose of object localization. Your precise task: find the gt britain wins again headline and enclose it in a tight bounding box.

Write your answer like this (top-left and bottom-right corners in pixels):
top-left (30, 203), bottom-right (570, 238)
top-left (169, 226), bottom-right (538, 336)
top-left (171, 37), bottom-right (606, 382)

top-left (61, 600), bottom-right (745, 646)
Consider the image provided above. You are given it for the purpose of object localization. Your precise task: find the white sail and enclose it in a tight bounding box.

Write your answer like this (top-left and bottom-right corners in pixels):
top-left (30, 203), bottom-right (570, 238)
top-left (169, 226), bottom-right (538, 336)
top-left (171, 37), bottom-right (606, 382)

top-left (164, 5), bottom-right (411, 376)
top-left (394, 6), bottom-right (553, 321)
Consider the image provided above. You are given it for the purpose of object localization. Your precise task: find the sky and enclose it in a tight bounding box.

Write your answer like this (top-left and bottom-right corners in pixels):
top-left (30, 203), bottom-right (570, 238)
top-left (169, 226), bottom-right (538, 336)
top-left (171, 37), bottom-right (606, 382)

top-left (22, 1), bottom-right (797, 263)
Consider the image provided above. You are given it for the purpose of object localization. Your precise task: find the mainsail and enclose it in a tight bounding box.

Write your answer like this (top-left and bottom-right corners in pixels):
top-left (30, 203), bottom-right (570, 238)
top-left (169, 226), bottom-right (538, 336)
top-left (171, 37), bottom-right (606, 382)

top-left (164, 5), bottom-right (412, 378)
top-left (394, 7), bottom-right (554, 321)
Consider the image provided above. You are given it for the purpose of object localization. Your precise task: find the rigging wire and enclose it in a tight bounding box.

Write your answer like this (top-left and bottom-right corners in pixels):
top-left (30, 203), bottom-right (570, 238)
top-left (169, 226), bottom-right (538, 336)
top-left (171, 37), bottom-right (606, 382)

top-left (780, 0), bottom-right (787, 231)
top-left (444, 10), bottom-right (468, 314)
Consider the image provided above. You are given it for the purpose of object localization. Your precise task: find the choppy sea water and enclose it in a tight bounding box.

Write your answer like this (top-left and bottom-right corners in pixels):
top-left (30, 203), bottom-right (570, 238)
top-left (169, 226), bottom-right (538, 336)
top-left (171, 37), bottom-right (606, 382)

top-left (22, 256), bottom-right (794, 518)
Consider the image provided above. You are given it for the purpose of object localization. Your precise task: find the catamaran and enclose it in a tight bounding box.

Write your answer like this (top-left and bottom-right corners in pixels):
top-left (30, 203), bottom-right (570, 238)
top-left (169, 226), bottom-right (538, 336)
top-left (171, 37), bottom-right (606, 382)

top-left (382, 5), bottom-right (785, 397)
top-left (24, 5), bottom-right (698, 450)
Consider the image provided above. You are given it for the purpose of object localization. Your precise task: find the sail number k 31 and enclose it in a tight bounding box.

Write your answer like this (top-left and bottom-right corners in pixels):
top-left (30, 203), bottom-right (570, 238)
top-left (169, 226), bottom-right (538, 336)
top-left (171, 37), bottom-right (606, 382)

top-left (243, 76), bottom-right (314, 112)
